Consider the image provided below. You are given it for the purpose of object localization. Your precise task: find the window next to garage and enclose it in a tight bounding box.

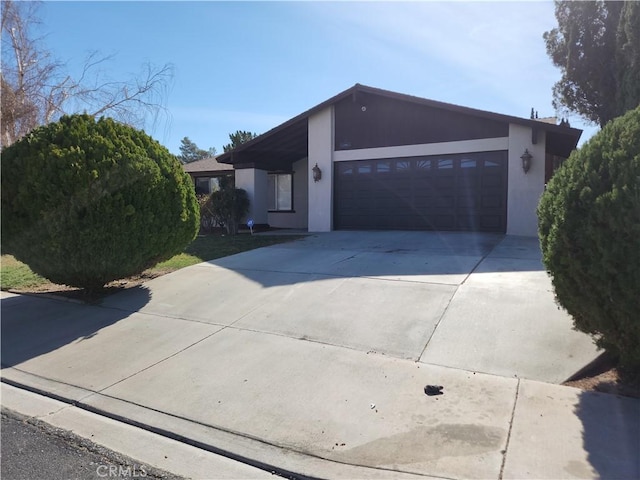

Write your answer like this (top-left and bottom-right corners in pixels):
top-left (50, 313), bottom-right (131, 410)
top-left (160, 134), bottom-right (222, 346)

top-left (268, 173), bottom-right (293, 211)
top-left (195, 177), bottom-right (221, 195)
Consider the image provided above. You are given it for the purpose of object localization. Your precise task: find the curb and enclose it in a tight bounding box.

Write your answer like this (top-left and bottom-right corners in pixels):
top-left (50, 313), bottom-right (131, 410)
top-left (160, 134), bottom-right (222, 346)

top-left (0, 375), bottom-right (433, 480)
top-left (0, 381), bottom-right (297, 480)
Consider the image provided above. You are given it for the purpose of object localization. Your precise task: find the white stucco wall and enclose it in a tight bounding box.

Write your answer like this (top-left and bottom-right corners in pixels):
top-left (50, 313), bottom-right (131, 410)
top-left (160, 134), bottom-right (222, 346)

top-left (308, 107), bottom-right (334, 232)
top-left (268, 157), bottom-right (309, 229)
top-left (507, 123), bottom-right (547, 237)
top-left (235, 168), bottom-right (268, 225)
top-left (333, 137), bottom-right (509, 162)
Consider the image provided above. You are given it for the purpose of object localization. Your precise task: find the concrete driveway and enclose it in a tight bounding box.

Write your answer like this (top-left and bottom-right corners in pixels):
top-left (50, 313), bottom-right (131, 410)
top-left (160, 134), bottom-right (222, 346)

top-left (4, 231), bottom-right (636, 480)
top-left (102, 230), bottom-right (596, 382)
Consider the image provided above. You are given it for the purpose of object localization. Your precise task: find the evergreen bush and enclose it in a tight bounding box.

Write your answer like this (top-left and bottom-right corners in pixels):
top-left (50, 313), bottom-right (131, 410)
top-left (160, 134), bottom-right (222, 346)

top-left (209, 176), bottom-right (249, 235)
top-left (538, 106), bottom-right (640, 375)
top-left (1, 114), bottom-right (200, 290)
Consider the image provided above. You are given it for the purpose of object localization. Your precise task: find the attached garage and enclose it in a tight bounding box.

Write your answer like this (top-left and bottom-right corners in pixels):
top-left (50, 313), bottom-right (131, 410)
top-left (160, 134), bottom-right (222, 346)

top-left (334, 151), bottom-right (508, 232)
top-left (218, 84), bottom-right (582, 236)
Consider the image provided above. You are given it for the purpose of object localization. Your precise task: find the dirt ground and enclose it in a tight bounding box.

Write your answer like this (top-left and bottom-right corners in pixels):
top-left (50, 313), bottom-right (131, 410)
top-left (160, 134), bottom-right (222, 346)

top-left (563, 354), bottom-right (640, 398)
top-left (6, 270), bottom-right (170, 304)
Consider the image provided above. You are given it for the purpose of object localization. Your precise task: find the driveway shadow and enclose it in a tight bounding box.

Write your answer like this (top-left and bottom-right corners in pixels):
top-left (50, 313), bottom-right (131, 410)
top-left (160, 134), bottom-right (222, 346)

top-left (1, 287), bottom-right (150, 368)
top-left (575, 390), bottom-right (640, 478)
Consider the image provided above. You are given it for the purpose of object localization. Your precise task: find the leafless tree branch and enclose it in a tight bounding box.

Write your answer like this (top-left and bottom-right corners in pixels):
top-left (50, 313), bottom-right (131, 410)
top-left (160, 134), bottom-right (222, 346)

top-left (1, 0), bottom-right (173, 147)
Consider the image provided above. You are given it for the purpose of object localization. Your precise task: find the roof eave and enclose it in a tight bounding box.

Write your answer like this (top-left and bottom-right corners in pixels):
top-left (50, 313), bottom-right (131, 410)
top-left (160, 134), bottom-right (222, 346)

top-left (217, 85), bottom-right (361, 164)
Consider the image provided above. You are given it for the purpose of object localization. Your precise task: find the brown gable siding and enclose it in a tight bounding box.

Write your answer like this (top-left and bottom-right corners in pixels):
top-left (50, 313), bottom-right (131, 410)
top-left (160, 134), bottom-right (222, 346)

top-left (334, 93), bottom-right (509, 151)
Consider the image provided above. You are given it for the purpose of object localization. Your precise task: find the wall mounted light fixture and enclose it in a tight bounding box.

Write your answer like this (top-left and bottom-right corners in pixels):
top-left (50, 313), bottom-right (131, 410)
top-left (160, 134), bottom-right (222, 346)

top-left (520, 149), bottom-right (533, 174)
top-left (312, 163), bottom-right (322, 182)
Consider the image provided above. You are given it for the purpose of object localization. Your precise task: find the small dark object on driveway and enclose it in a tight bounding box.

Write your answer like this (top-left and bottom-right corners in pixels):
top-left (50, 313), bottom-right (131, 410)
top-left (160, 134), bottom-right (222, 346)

top-left (424, 385), bottom-right (444, 396)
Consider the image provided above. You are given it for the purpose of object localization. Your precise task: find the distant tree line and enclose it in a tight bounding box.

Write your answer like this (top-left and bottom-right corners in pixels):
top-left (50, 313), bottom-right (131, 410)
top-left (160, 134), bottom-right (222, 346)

top-left (178, 130), bottom-right (258, 164)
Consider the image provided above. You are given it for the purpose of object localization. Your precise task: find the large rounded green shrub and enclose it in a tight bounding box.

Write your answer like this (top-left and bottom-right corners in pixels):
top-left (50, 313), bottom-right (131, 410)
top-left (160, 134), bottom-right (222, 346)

top-left (1, 114), bottom-right (200, 290)
top-left (538, 106), bottom-right (640, 374)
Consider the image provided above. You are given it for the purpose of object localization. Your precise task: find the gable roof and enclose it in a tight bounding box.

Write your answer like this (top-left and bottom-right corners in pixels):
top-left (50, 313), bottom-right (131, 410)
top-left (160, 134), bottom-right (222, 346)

top-left (217, 83), bottom-right (582, 168)
top-left (182, 156), bottom-right (234, 175)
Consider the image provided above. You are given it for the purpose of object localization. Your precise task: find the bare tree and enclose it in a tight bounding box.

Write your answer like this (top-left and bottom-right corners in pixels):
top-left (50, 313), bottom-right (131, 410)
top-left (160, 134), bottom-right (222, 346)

top-left (1, 0), bottom-right (173, 147)
top-left (65, 53), bottom-right (173, 135)
top-left (1, 0), bottom-right (60, 145)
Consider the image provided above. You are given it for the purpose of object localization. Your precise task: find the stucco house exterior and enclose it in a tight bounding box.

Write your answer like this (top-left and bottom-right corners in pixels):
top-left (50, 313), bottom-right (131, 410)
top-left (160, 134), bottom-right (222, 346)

top-left (217, 84), bottom-right (582, 236)
top-left (182, 156), bottom-right (234, 195)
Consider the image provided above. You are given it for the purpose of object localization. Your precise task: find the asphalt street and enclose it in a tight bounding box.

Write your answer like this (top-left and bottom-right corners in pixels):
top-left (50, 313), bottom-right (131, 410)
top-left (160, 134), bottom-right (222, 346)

top-left (1, 409), bottom-right (183, 480)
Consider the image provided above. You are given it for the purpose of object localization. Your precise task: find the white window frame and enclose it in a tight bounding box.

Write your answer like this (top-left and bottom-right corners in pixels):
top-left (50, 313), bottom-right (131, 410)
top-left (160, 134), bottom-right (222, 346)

top-left (268, 173), bottom-right (293, 211)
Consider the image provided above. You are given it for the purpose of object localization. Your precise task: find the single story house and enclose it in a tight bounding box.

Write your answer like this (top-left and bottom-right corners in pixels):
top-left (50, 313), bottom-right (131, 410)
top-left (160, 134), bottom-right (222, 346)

top-left (217, 84), bottom-right (582, 236)
top-left (182, 156), bottom-right (234, 195)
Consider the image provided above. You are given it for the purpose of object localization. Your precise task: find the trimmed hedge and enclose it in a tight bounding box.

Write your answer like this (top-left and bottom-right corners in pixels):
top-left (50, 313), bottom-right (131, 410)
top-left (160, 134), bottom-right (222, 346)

top-left (538, 106), bottom-right (640, 374)
top-left (1, 114), bottom-right (199, 290)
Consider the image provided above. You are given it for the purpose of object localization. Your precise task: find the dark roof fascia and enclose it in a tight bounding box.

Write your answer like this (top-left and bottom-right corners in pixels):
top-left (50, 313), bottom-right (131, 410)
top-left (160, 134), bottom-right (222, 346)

top-left (217, 83), bottom-right (582, 164)
top-left (187, 170), bottom-right (233, 177)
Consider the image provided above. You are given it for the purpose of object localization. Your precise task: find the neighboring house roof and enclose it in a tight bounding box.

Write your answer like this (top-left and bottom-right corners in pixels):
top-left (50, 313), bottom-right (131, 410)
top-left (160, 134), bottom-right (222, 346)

top-left (182, 156), bottom-right (234, 176)
top-left (217, 83), bottom-right (582, 169)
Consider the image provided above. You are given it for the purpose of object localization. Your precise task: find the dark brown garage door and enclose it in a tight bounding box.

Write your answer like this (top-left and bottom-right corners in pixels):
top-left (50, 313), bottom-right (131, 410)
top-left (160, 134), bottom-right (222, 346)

top-left (334, 151), bottom-right (508, 232)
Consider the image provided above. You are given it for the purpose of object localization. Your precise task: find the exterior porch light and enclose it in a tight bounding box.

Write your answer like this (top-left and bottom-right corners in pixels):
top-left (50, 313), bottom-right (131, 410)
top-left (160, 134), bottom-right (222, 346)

top-left (520, 149), bottom-right (533, 174)
top-left (312, 163), bottom-right (322, 182)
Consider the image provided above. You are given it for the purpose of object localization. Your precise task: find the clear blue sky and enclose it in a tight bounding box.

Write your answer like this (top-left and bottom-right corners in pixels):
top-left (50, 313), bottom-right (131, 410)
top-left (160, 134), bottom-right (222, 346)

top-left (39, 1), bottom-right (598, 156)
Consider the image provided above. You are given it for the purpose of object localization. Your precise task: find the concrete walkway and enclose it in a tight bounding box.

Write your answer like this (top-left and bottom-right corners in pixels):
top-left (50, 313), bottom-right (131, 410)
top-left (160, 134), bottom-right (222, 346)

top-left (2, 232), bottom-right (638, 479)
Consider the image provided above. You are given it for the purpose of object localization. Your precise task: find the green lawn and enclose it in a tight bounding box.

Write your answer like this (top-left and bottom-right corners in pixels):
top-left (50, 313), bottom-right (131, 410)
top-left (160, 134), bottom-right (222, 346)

top-left (0, 255), bottom-right (48, 290)
top-left (1, 233), bottom-right (303, 292)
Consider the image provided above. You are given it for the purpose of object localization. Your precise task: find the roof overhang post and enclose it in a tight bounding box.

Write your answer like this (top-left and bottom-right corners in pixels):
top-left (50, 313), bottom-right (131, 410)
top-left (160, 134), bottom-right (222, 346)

top-left (235, 167), bottom-right (268, 225)
top-left (308, 107), bottom-right (334, 232)
top-left (507, 123), bottom-right (546, 236)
